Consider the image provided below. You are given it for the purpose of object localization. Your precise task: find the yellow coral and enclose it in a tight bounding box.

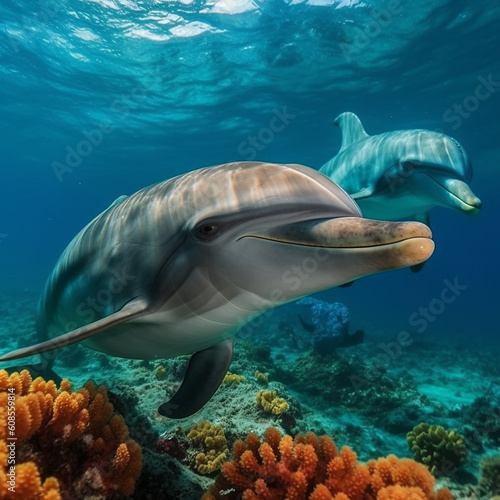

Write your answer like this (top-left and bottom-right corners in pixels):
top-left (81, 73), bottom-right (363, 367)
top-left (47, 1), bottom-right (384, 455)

top-left (254, 371), bottom-right (269, 384)
top-left (153, 364), bottom-right (168, 380)
top-left (256, 390), bottom-right (289, 415)
top-left (223, 372), bottom-right (245, 384)
top-left (188, 421), bottom-right (228, 475)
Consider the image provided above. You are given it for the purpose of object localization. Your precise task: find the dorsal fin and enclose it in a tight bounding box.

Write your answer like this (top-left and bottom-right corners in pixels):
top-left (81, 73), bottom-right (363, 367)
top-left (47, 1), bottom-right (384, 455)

top-left (334, 112), bottom-right (369, 152)
top-left (108, 195), bottom-right (128, 209)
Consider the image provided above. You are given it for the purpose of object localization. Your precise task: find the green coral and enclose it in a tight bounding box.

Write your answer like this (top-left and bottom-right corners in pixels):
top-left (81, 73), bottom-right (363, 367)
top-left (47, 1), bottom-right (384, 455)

top-left (479, 455), bottom-right (500, 497)
top-left (407, 423), bottom-right (467, 476)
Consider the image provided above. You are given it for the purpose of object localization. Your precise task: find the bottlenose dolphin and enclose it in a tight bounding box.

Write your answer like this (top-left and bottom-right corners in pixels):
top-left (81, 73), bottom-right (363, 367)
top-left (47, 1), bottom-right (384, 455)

top-left (0, 162), bottom-right (434, 418)
top-left (320, 112), bottom-right (482, 225)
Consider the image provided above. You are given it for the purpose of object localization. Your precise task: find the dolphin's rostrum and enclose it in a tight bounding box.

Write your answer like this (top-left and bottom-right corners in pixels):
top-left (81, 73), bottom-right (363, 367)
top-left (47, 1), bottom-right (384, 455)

top-left (0, 162), bottom-right (434, 418)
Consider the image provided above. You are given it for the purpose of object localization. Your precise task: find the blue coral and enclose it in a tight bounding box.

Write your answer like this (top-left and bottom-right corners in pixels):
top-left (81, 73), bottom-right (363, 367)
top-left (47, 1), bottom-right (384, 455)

top-left (297, 297), bottom-right (350, 354)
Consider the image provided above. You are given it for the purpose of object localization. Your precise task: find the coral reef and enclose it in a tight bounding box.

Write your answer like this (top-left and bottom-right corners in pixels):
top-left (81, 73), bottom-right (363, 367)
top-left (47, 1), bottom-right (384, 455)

top-left (153, 364), bottom-right (168, 380)
top-left (256, 390), bottom-right (289, 416)
top-left (187, 421), bottom-right (228, 475)
top-left (407, 423), bottom-right (467, 476)
top-left (478, 455), bottom-right (500, 497)
top-left (223, 372), bottom-right (245, 384)
top-left (0, 440), bottom-right (62, 500)
top-left (156, 435), bottom-right (187, 460)
top-left (0, 369), bottom-right (142, 499)
top-left (462, 395), bottom-right (500, 449)
top-left (297, 298), bottom-right (350, 354)
top-left (202, 428), bottom-right (453, 500)
top-left (244, 343), bottom-right (272, 363)
top-left (272, 352), bottom-right (427, 432)
top-left (255, 371), bottom-right (269, 384)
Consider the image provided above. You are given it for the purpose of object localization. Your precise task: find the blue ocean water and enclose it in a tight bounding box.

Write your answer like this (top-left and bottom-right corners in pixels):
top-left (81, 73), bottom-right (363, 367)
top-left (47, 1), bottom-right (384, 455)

top-left (1, 0), bottom-right (498, 349)
top-left (0, 1), bottom-right (499, 497)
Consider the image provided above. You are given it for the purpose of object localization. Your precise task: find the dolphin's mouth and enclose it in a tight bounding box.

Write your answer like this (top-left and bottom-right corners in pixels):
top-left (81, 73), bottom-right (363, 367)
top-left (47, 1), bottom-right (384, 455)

top-left (241, 217), bottom-right (435, 270)
top-left (244, 217), bottom-right (432, 248)
top-left (425, 173), bottom-right (481, 214)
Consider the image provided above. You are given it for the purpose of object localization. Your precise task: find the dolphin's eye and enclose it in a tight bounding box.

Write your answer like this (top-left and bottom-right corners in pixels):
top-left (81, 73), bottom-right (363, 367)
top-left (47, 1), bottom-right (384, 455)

top-left (194, 222), bottom-right (221, 240)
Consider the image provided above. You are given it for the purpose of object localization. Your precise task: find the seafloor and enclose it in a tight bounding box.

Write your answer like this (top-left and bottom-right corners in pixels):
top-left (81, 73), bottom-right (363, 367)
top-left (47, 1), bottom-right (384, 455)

top-left (1, 288), bottom-right (499, 500)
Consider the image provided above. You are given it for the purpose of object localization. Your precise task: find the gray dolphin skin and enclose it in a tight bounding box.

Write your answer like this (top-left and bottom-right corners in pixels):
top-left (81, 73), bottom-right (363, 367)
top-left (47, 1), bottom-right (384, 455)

top-left (0, 162), bottom-right (434, 418)
top-left (320, 112), bottom-right (482, 225)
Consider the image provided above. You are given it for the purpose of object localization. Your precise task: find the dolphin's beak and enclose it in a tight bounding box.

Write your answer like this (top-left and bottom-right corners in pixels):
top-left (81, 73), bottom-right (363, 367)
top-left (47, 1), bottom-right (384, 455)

top-left (433, 176), bottom-right (482, 215)
top-left (246, 217), bottom-right (435, 271)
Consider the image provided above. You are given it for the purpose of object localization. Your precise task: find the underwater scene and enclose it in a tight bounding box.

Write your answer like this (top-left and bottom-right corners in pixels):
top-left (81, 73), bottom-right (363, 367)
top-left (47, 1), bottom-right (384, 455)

top-left (0, 0), bottom-right (499, 498)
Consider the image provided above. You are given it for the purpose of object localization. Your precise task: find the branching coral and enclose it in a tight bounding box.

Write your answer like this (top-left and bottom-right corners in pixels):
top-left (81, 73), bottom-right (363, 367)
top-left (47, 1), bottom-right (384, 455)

top-left (256, 390), bottom-right (289, 415)
top-left (188, 421), bottom-right (228, 475)
top-left (0, 439), bottom-right (61, 500)
top-left (407, 423), bottom-right (467, 476)
top-left (202, 428), bottom-right (454, 500)
top-left (0, 369), bottom-right (142, 499)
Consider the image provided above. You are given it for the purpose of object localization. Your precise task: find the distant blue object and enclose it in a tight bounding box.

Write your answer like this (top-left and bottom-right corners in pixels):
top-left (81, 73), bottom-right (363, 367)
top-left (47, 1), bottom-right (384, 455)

top-left (297, 297), bottom-right (363, 354)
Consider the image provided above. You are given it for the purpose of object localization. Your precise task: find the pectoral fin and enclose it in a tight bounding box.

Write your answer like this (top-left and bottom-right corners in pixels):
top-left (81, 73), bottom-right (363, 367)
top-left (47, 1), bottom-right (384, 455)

top-left (0, 299), bottom-right (149, 362)
top-left (158, 338), bottom-right (234, 419)
top-left (349, 186), bottom-right (375, 200)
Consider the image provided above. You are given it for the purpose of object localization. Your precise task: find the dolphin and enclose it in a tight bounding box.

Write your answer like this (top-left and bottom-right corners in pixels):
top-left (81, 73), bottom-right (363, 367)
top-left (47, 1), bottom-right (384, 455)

top-left (0, 162), bottom-right (434, 418)
top-left (320, 112), bottom-right (482, 226)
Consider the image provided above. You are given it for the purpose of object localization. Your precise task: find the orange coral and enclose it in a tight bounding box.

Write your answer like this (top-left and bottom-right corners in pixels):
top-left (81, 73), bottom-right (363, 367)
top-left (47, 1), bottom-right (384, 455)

top-left (368, 455), bottom-right (436, 498)
top-left (325, 446), bottom-right (371, 500)
top-left (377, 485), bottom-right (427, 500)
top-left (203, 428), bottom-right (454, 500)
top-left (0, 369), bottom-right (142, 499)
top-left (435, 489), bottom-right (454, 500)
